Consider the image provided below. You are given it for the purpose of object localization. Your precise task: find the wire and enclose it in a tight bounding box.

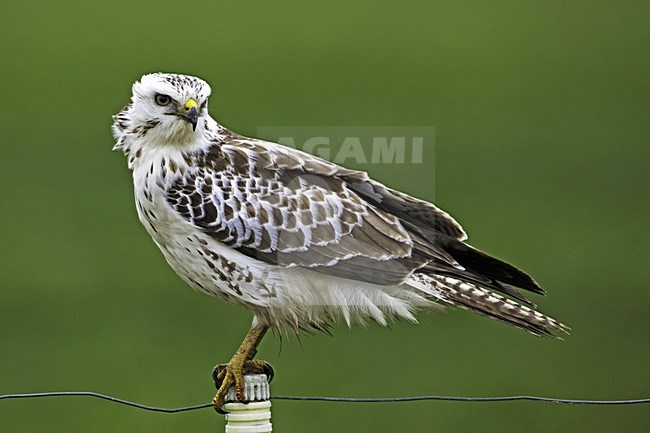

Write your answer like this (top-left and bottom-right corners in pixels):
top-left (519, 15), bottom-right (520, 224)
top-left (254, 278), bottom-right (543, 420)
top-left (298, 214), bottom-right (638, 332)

top-left (0, 392), bottom-right (211, 413)
top-left (272, 395), bottom-right (650, 405)
top-left (1, 391), bottom-right (649, 413)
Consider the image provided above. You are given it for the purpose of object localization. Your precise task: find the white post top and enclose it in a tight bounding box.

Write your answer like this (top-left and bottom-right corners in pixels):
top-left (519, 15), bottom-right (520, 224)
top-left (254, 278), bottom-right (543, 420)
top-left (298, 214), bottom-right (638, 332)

top-left (224, 374), bottom-right (272, 433)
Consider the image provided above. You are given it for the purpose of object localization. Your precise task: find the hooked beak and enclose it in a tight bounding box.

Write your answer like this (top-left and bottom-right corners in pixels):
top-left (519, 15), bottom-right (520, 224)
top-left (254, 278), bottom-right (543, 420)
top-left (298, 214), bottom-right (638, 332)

top-left (182, 98), bottom-right (199, 131)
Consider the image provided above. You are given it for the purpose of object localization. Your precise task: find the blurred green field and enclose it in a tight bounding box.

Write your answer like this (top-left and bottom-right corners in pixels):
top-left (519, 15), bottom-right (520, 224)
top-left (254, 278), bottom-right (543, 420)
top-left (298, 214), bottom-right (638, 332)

top-left (1, 1), bottom-right (648, 432)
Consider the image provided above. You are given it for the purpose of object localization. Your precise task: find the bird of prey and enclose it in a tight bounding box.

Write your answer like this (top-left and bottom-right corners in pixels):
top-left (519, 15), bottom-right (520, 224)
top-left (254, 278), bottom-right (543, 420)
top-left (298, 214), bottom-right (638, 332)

top-left (113, 73), bottom-right (567, 412)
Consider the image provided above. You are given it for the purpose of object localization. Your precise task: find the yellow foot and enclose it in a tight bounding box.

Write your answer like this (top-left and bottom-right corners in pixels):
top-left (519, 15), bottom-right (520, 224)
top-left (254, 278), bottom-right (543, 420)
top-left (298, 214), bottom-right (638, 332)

top-left (211, 359), bottom-right (274, 413)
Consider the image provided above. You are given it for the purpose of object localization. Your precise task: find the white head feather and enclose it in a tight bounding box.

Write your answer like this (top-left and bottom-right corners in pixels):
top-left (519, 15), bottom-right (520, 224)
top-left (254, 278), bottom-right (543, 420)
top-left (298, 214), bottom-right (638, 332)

top-left (113, 73), bottom-right (213, 155)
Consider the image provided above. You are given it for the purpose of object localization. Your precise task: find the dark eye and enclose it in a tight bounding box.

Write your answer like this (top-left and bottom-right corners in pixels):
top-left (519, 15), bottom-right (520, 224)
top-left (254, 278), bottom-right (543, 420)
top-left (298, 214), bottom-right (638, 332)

top-left (155, 94), bottom-right (172, 106)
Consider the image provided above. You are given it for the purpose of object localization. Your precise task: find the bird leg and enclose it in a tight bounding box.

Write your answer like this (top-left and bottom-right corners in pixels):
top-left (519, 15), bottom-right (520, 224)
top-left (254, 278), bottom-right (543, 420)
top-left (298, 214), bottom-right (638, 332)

top-left (211, 324), bottom-right (271, 413)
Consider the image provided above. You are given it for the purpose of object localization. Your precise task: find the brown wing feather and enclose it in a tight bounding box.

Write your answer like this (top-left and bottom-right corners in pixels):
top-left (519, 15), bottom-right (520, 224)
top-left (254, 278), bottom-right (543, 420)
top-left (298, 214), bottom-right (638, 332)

top-left (169, 135), bottom-right (544, 299)
top-left (167, 137), bottom-right (427, 285)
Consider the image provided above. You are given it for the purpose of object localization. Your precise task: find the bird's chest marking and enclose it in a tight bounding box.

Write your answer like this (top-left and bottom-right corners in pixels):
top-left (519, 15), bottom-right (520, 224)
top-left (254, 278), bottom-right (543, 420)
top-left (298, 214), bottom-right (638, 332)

top-left (199, 247), bottom-right (255, 297)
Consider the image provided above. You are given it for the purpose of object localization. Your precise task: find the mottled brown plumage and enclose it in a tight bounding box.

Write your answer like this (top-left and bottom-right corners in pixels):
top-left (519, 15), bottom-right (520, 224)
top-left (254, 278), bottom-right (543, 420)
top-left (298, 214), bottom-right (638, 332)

top-left (113, 72), bottom-right (568, 337)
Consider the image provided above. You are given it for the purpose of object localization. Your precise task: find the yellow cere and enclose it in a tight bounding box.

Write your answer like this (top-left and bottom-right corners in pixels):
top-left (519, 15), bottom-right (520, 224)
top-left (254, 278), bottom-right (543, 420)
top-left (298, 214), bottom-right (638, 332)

top-left (184, 98), bottom-right (199, 111)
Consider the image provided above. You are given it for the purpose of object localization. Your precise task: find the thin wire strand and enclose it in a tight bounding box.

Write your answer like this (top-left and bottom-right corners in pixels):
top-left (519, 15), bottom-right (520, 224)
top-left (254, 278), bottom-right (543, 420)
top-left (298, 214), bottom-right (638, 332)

top-left (0, 392), bottom-right (211, 413)
top-left (271, 395), bottom-right (650, 405)
top-left (1, 392), bottom-right (649, 413)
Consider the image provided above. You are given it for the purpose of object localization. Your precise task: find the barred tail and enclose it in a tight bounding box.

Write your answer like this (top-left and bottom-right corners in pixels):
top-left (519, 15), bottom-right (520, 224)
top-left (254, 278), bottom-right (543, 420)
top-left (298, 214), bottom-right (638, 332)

top-left (411, 274), bottom-right (569, 338)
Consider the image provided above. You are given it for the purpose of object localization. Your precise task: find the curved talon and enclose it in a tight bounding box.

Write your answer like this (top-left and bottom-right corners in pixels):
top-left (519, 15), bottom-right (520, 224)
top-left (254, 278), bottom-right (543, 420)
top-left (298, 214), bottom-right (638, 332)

top-left (212, 364), bottom-right (228, 389)
top-left (211, 359), bottom-right (273, 412)
top-left (262, 362), bottom-right (274, 383)
top-left (214, 405), bottom-right (229, 415)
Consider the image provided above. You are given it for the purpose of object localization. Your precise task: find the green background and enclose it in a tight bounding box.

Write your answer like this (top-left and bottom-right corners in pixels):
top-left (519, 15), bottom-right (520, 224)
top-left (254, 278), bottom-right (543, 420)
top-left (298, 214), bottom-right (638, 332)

top-left (1, 1), bottom-right (648, 432)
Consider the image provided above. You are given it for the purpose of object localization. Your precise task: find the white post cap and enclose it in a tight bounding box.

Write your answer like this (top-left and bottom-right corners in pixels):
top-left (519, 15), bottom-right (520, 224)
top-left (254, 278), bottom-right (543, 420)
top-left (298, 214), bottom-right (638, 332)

top-left (224, 374), bottom-right (272, 433)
